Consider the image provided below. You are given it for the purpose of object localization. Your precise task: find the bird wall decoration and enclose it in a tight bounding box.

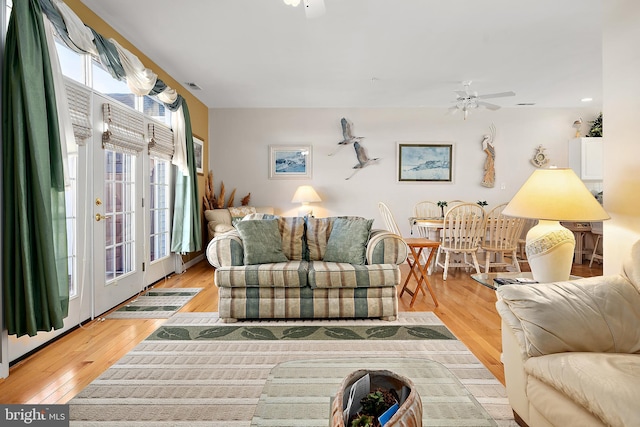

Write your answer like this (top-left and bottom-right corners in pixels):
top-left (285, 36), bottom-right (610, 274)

top-left (329, 117), bottom-right (364, 156)
top-left (345, 141), bottom-right (380, 180)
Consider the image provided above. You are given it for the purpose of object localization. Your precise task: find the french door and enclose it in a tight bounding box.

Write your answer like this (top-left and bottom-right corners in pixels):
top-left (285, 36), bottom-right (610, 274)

top-left (7, 92), bottom-right (175, 363)
top-left (92, 145), bottom-right (145, 316)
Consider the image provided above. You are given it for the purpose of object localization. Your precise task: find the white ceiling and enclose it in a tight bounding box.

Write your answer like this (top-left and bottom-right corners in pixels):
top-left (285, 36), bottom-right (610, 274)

top-left (78, 0), bottom-right (602, 109)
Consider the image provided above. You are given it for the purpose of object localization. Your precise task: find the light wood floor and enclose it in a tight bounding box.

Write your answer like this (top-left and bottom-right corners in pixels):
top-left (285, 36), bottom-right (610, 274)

top-left (0, 258), bottom-right (602, 404)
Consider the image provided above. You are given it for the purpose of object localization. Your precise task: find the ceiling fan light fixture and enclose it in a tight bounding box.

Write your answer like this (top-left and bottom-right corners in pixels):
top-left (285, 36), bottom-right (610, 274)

top-left (283, 0), bottom-right (301, 7)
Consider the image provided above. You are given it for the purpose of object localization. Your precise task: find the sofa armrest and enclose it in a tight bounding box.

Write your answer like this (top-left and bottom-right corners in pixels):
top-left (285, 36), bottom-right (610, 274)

top-left (496, 274), bottom-right (640, 357)
top-left (499, 316), bottom-right (531, 423)
top-left (206, 230), bottom-right (244, 268)
top-left (366, 230), bottom-right (408, 265)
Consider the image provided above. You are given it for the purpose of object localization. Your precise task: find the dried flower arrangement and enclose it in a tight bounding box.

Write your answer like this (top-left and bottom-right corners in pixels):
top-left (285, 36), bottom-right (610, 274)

top-left (203, 170), bottom-right (251, 210)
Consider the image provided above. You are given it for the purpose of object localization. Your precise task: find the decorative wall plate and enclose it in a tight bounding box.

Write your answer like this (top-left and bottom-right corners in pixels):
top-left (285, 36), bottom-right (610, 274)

top-left (531, 145), bottom-right (550, 168)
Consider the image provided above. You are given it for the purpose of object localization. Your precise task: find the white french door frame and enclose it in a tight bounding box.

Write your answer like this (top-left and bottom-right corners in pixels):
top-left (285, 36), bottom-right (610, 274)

top-left (91, 95), bottom-right (146, 317)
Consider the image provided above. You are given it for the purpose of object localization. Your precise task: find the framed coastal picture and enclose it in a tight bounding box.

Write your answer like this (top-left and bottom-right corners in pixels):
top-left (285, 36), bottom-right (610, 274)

top-left (269, 145), bottom-right (312, 179)
top-left (193, 136), bottom-right (204, 175)
top-left (397, 143), bottom-right (453, 182)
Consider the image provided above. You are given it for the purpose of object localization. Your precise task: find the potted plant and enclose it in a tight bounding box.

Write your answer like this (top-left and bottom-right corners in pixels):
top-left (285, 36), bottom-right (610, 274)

top-left (587, 113), bottom-right (602, 137)
top-left (330, 370), bottom-right (422, 427)
top-left (437, 201), bottom-right (448, 218)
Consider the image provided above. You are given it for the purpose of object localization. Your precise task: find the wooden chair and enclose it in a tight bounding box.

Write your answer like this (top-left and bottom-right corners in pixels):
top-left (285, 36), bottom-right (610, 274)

top-left (589, 221), bottom-right (603, 267)
top-left (412, 201), bottom-right (440, 238)
top-left (435, 203), bottom-right (486, 280)
top-left (481, 203), bottom-right (526, 273)
top-left (445, 199), bottom-right (467, 214)
top-left (378, 202), bottom-right (439, 306)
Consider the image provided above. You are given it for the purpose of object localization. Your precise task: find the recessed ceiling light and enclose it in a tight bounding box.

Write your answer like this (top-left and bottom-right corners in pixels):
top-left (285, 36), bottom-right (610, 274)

top-left (581, 97), bottom-right (593, 102)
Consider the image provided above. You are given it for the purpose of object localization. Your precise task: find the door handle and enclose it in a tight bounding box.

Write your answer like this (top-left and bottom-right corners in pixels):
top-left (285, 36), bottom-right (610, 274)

top-left (95, 213), bottom-right (112, 222)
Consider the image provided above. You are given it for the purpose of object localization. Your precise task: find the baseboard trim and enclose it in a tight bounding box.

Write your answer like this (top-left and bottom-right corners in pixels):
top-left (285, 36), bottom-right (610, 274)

top-left (183, 253), bottom-right (205, 270)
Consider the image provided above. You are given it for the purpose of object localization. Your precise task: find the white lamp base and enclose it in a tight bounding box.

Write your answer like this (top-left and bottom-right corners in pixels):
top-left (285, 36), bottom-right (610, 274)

top-left (525, 220), bottom-right (576, 283)
top-left (298, 204), bottom-right (313, 218)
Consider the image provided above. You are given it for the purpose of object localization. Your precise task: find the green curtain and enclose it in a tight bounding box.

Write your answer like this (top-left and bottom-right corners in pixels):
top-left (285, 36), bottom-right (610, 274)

top-left (2, 0), bottom-right (69, 337)
top-left (171, 102), bottom-right (202, 254)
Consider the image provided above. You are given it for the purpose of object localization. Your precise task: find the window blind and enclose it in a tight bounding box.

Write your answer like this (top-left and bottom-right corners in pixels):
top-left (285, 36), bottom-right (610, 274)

top-left (102, 103), bottom-right (145, 153)
top-left (148, 122), bottom-right (174, 160)
top-left (65, 81), bottom-right (92, 145)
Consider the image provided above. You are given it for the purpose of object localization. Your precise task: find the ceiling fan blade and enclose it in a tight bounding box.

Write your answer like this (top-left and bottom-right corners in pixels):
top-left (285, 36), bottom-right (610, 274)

top-left (477, 101), bottom-right (501, 111)
top-left (454, 90), bottom-right (469, 99)
top-left (477, 91), bottom-right (515, 99)
top-left (303, 0), bottom-right (326, 18)
top-left (446, 106), bottom-right (459, 115)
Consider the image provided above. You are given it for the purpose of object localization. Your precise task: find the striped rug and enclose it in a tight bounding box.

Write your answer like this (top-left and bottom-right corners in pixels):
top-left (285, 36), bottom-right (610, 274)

top-left (106, 288), bottom-right (202, 319)
top-left (69, 312), bottom-right (517, 426)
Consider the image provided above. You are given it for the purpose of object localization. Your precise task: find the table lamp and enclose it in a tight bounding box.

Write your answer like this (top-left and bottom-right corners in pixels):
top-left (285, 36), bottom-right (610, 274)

top-left (502, 167), bottom-right (609, 283)
top-left (291, 185), bottom-right (321, 217)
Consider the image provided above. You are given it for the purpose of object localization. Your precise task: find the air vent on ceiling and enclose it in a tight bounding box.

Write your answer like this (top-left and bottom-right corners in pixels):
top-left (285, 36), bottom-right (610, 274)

top-left (517, 103), bottom-right (536, 106)
top-left (185, 82), bottom-right (202, 90)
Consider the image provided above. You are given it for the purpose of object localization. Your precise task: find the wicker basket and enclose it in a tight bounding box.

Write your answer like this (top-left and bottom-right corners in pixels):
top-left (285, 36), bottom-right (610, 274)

top-left (330, 369), bottom-right (422, 427)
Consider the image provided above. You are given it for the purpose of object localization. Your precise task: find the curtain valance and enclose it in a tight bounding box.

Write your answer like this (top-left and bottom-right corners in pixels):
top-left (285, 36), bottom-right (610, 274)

top-left (39, 0), bottom-right (201, 253)
top-left (102, 103), bottom-right (145, 154)
top-left (148, 122), bottom-right (174, 160)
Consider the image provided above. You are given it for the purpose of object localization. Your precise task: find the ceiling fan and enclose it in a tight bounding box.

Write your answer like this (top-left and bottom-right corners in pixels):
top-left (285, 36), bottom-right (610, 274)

top-left (449, 81), bottom-right (515, 120)
top-left (283, 0), bottom-right (326, 19)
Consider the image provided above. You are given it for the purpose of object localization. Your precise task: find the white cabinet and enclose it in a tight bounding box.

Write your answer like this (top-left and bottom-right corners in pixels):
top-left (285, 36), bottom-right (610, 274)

top-left (568, 137), bottom-right (603, 180)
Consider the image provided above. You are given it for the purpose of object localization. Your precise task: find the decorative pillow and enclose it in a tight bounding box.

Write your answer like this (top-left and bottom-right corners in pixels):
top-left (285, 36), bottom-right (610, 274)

top-left (323, 217), bottom-right (373, 265)
top-left (278, 217), bottom-right (305, 261)
top-left (243, 213), bottom-right (277, 221)
top-left (235, 219), bottom-right (288, 265)
top-left (305, 217), bottom-right (334, 261)
top-left (229, 206), bottom-right (257, 227)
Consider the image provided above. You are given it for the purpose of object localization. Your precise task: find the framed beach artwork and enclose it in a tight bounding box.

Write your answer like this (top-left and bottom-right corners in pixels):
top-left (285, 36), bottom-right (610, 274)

top-left (269, 145), bottom-right (312, 179)
top-left (397, 143), bottom-right (453, 182)
top-left (193, 136), bottom-right (204, 175)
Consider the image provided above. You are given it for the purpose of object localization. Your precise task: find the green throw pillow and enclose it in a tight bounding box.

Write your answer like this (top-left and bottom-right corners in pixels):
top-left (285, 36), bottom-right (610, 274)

top-left (236, 219), bottom-right (288, 265)
top-left (323, 217), bottom-right (373, 265)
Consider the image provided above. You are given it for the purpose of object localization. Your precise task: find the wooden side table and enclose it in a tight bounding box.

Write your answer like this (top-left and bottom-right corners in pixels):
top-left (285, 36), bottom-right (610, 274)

top-left (401, 238), bottom-right (441, 307)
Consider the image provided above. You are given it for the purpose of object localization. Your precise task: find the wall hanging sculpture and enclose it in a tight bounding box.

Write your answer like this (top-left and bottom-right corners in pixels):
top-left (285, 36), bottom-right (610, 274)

top-left (481, 124), bottom-right (496, 188)
top-left (346, 141), bottom-right (380, 180)
top-left (329, 117), bottom-right (364, 156)
top-left (328, 117), bottom-right (380, 180)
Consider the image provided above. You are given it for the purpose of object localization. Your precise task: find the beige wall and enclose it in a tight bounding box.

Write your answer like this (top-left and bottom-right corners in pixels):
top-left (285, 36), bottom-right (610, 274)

top-left (602, 0), bottom-right (640, 274)
top-left (66, 0), bottom-right (209, 258)
top-left (210, 106), bottom-right (599, 237)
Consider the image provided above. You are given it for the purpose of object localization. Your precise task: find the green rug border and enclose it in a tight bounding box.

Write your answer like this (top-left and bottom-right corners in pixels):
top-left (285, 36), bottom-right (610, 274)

top-left (146, 324), bottom-right (456, 341)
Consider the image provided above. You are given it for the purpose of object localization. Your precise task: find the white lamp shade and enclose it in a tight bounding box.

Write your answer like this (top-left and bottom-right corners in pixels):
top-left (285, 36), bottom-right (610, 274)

top-left (503, 168), bottom-right (609, 283)
top-left (502, 168), bottom-right (609, 221)
top-left (291, 185), bottom-right (321, 204)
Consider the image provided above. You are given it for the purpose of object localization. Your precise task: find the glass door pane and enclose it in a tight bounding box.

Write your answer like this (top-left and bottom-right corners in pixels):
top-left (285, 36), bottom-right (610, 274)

top-left (104, 150), bottom-right (136, 281)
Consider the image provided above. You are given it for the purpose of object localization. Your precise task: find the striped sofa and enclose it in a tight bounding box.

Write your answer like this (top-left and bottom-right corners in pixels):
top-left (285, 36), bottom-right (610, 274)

top-left (206, 216), bottom-right (408, 322)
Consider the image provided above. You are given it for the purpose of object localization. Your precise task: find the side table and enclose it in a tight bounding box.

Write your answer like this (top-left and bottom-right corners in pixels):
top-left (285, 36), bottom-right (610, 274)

top-left (402, 238), bottom-right (440, 307)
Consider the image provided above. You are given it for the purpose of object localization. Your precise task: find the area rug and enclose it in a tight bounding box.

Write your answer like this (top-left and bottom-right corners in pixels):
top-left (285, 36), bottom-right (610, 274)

top-left (69, 312), bottom-right (517, 426)
top-left (105, 288), bottom-right (202, 319)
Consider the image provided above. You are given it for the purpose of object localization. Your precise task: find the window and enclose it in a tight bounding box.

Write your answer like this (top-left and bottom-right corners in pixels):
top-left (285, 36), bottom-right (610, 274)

top-left (4, 0), bottom-right (12, 32)
top-left (92, 59), bottom-right (134, 109)
top-left (54, 39), bottom-right (83, 84)
top-left (65, 154), bottom-right (78, 298)
top-left (104, 150), bottom-right (136, 281)
top-left (149, 157), bottom-right (170, 262)
top-left (143, 96), bottom-right (171, 126)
